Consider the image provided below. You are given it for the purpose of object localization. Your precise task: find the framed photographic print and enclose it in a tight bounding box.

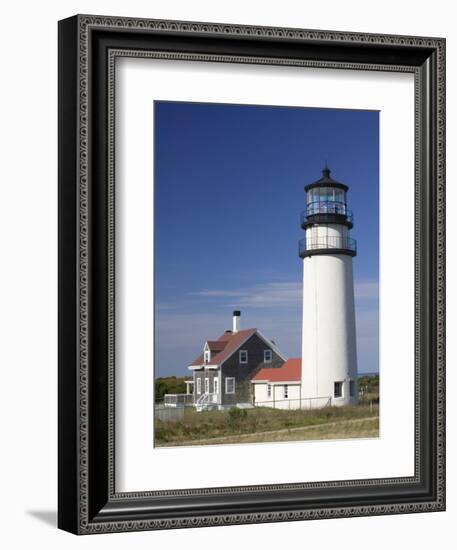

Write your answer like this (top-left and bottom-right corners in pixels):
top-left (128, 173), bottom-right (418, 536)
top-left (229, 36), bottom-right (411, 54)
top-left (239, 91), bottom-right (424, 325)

top-left (58, 14), bottom-right (446, 534)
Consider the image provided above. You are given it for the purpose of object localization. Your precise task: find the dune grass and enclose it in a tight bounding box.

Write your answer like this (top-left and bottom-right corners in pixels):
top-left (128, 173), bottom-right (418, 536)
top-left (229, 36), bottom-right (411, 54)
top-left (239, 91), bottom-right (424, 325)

top-left (174, 417), bottom-right (379, 446)
top-left (154, 404), bottom-right (379, 447)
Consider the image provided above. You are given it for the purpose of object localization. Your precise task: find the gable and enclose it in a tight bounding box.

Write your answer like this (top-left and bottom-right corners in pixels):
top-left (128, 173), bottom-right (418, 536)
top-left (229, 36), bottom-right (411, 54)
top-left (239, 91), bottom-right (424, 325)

top-left (189, 328), bottom-right (256, 368)
top-left (207, 329), bottom-right (257, 365)
top-left (188, 328), bottom-right (287, 370)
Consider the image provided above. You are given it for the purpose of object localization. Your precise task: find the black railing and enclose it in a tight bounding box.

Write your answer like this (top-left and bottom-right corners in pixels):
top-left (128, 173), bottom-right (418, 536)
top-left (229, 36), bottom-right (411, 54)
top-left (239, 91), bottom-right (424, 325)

top-left (299, 236), bottom-right (357, 257)
top-left (301, 201), bottom-right (353, 226)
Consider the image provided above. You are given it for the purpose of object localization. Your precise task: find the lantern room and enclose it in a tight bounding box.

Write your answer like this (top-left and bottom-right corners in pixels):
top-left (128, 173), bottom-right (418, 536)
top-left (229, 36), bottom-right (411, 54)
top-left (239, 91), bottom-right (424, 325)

top-left (299, 166), bottom-right (357, 258)
top-left (301, 166), bottom-right (353, 229)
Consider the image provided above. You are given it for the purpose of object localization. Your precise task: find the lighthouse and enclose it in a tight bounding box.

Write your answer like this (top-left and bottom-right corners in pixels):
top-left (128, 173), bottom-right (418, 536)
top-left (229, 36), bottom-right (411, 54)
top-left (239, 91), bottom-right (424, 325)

top-left (299, 166), bottom-right (358, 407)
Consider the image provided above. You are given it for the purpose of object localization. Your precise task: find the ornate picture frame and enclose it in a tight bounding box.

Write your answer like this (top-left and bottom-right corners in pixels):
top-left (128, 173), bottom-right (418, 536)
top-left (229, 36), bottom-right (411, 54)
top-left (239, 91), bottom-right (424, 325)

top-left (58, 14), bottom-right (445, 534)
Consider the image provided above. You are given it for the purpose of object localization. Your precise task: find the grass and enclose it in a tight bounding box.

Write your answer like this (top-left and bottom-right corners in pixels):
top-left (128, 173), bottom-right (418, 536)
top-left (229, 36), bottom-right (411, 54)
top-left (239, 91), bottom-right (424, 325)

top-left (154, 403), bottom-right (379, 447)
top-left (179, 417), bottom-right (379, 445)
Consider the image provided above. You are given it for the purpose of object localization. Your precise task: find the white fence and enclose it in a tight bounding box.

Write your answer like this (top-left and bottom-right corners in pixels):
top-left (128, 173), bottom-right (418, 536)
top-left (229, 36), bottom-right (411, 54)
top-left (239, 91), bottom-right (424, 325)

top-left (254, 396), bottom-right (332, 410)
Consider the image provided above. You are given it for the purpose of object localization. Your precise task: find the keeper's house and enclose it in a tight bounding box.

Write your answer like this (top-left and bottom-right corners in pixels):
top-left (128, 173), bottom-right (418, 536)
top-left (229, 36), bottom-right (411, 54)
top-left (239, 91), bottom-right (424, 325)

top-left (252, 359), bottom-right (332, 410)
top-left (187, 311), bottom-right (286, 411)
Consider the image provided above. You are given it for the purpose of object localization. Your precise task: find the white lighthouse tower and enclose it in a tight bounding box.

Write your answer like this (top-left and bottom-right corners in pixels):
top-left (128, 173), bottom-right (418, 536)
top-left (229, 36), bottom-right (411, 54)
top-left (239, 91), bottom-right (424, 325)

top-left (300, 166), bottom-right (358, 408)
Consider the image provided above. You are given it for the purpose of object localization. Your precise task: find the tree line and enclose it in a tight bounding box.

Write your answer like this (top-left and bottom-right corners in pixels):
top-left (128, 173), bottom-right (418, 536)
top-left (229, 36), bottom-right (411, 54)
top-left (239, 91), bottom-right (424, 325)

top-left (155, 376), bottom-right (189, 402)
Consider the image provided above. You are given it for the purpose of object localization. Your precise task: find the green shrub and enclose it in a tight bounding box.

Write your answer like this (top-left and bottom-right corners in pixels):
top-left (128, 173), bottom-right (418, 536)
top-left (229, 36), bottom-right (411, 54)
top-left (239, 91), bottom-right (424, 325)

top-left (227, 407), bottom-right (247, 430)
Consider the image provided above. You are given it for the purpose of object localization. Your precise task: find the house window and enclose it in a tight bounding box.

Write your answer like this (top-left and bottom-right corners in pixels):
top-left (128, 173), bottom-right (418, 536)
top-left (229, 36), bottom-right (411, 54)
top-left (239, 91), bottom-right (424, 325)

top-left (284, 385), bottom-right (289, 399)
top-left (214, 377), bottom-right (219, 394)
top-left (267, 384), bottom-right (272, 398)
top-left (334, 381), bottom-right (343, 398)
top-left (349, 380), bottom-right (355, 397)
top-left (225, 377), bottom-right (235, 394)
top-left (204, 350), bottom-right (210, 364)
top-left (264, 349), bottom-right (272, 363)
top-left (204, 377), bottom-right (209, 394)
top-left (239, 350), bottom-right (248, 364)
top-left (196, 378), bottom-right (202, 394)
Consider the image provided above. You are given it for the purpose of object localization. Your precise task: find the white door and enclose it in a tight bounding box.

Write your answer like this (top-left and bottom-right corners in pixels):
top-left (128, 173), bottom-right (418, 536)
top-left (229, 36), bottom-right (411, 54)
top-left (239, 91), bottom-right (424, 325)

top-left (213, 377), bottom-right (219, 403)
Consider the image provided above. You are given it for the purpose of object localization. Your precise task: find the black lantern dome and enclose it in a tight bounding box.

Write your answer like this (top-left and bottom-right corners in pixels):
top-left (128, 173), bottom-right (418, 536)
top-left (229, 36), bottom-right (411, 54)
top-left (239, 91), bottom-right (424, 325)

top-left (304, 166), bottom-right (349, 192)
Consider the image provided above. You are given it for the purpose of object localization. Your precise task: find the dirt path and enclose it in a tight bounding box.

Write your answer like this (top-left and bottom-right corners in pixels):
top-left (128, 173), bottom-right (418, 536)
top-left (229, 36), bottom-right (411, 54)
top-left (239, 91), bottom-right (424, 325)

top-left (160, 416), bottom-right (379, 447)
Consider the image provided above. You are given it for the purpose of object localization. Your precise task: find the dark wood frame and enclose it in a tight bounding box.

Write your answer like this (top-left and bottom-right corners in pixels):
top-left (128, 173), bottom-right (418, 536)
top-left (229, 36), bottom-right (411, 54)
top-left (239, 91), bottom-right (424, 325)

top-left (58, 14), bottom-right (446, 535)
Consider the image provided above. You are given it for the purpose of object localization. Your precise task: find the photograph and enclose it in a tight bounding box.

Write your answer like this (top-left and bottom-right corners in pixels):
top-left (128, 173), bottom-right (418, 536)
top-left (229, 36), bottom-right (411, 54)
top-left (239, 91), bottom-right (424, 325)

top-left (153, 100), bottom-right (380, 447)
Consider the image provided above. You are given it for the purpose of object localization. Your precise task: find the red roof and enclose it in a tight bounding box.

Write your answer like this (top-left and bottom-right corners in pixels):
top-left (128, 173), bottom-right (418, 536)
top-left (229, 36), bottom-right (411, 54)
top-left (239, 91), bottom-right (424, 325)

top-left (252, 358), bottom-right (301, 382)
top-left (206, 340), bottom-right (228, 352)
top-left (190, 328), bottom-right (257, 367)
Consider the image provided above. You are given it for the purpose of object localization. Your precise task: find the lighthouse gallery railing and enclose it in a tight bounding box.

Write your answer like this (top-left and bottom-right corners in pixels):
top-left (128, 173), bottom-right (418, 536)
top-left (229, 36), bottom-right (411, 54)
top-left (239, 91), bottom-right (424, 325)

top-left (299, 235), bottom-right (357, 256)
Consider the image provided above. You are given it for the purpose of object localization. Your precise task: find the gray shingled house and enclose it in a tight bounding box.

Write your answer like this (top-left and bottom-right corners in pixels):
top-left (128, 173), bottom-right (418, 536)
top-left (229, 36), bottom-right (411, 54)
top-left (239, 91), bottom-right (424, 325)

top-left (186, 311), bottom-right (286, 411)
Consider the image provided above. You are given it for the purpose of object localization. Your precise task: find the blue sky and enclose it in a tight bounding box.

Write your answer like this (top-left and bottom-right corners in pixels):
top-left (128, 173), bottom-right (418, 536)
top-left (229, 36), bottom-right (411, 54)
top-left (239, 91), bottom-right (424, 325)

top-left (154, 101), bottom-right (379, 377)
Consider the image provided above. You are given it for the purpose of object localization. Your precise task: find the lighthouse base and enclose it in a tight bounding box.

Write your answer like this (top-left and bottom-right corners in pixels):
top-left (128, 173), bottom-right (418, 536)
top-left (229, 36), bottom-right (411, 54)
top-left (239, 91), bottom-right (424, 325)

top-left (301, 254), bottom-right (358, 408)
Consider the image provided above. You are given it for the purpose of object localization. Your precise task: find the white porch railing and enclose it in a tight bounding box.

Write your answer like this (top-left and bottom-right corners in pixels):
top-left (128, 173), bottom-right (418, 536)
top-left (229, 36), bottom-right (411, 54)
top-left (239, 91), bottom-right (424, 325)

top-left (195, 392), bottom-right (218, 411)
top-left (163, 393), bottom-right (194, 407)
